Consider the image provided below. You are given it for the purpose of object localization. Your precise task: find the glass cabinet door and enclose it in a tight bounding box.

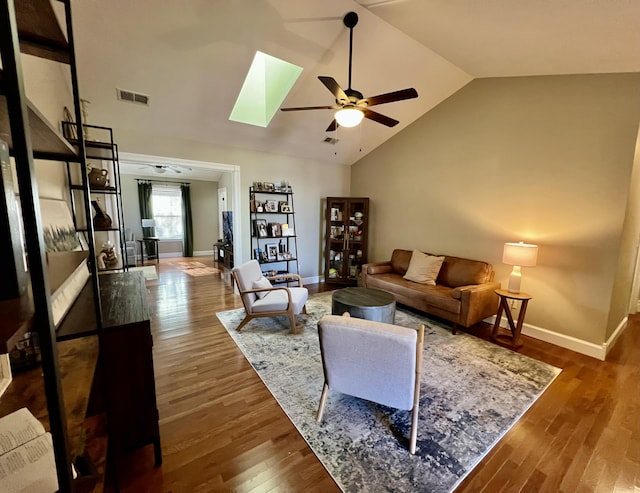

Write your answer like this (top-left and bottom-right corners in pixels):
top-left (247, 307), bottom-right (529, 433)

top-left (325, 197), bottom-right (369, 284)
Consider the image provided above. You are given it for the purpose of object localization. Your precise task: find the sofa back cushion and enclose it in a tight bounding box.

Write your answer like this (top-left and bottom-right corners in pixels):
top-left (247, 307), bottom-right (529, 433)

top-left (390, 249), bottom-right (413, 275)
top-left (390, 249), bottom-right (493, 288)
top-left (437, 256), bottom-right (493, 287)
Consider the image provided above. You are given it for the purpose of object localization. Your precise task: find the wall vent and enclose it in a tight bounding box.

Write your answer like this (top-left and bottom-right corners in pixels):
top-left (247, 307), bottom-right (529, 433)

top-left (323, 137), bottom-right (339, 144)
top-left (116, 88), bottom-right (150, 106)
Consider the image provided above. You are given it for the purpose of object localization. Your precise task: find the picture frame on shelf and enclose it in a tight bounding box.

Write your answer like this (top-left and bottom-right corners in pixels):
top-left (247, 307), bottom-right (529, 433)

top-left (253, 248), bottom-right (263, 261)
top-left (264, 182), bottom-right (275, 192)
top-left (282, 224), bottom-right (295, 236)
top-left (279, 201), bottom-right (292, 213)
top-left (253, 219), bottom-right (268, 237)
top-left (253, 181), bottom-right (264, 191)
top-left (268, 222), bottom-right (281, 237)
top-left (265, 200), bottom-right (278, 212)
top-left (266, 243), bottom-right (278, 261)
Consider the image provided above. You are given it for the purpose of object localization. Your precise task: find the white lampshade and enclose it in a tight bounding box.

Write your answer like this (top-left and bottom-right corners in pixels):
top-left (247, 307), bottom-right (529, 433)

top-left (503, 242), bottom-right (538, 293)
top-left (142, 219), bottom-right (156, 228)
top-left (335, 107), bottom-right (364, 128)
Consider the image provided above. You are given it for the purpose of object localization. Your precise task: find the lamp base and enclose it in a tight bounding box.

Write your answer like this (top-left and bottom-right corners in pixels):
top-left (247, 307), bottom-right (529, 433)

top-left (507, 266), bottom-right (522, 293)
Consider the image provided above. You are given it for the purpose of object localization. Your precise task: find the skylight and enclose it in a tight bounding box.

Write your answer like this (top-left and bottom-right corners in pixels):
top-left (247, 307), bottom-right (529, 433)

top-left (229, 51), bottom-right (303, 128)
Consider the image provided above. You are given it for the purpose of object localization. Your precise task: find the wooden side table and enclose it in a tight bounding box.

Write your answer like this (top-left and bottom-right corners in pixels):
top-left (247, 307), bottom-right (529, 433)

top-left (491, 289), bottom-right (532, 347)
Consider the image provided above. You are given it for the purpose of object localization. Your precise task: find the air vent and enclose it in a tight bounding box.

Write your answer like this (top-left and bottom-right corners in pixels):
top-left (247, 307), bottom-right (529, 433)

top-left (323, 137), bottom-right (339, 144)
top-left (116, 88), bottom-right (150, 106)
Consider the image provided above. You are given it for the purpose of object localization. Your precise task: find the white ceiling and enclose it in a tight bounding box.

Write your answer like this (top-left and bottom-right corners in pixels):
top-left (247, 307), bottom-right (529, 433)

top-left (71, 0), bottom-right (640, 181)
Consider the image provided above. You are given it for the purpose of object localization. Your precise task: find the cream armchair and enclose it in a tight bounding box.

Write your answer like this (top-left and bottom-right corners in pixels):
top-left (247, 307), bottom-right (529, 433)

top-left (316, 313), bottom-right (425, 454)
top-left (231, 260), bottom-right (308, 334)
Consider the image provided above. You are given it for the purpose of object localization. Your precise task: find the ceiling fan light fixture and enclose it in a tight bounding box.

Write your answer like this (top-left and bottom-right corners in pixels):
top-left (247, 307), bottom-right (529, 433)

top-left (335, 107), bottom-right (364, 128)
top-left (154, 166), bottom-right (167, 174)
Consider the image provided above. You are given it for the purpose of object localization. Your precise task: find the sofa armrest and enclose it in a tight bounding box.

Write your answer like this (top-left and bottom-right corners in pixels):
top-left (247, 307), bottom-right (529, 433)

top-left (362, 262), bottom-right (393, 275)
top-left (456, 282), bottom-right (501, 327)
top-left (361, 262), bottom-right (393, 287)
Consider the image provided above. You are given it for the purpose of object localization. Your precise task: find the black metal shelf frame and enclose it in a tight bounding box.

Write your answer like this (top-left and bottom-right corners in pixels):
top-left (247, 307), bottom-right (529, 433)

top-left (0, 1), bottom-right (103, 491)
top-left (249, 186), bottom-right (300, 280)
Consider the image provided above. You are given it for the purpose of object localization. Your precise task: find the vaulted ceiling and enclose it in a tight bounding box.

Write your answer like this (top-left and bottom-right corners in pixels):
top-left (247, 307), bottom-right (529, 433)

top-left (70, 0), bottom-right (640, 178)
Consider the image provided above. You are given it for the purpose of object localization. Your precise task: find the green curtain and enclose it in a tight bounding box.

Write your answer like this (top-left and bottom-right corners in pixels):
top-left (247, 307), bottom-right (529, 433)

top-left (137, 181), bottom-right (156, 257)
top-left (181, 184), bottom-right (193, 257)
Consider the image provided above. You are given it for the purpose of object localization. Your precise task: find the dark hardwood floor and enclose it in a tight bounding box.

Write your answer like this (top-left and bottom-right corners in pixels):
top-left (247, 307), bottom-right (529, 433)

top-left (110, 257), bottom-right (639, 493)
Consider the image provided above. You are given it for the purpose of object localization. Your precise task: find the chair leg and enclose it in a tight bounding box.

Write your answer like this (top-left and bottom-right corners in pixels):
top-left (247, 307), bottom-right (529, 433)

top-left (316, 382), bottom-right (329, 422)
top-left (452, 323), bottom-right (458, 335)
top-left (236, 313), bottom-right (252, 332)
top-left (288, 312), bottom-right (300, 334)
top-left (409, 402), bottom-right (419, 454)
top-left (302, 305), bottom-right (307, 315)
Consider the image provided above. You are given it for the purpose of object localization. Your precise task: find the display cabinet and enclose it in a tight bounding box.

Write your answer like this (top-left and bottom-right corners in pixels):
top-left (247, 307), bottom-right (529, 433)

top-left (324, 197), bottom-right (369, 285)
top-left (249, 184), bottom-right (299, 282)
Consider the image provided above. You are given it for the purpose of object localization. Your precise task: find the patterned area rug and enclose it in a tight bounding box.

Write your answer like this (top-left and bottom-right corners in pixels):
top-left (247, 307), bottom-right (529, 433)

top-left (216, 293), bottom-right (561, 493)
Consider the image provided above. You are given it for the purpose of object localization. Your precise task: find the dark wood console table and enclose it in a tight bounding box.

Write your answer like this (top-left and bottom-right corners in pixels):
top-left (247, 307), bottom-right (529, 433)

top-left (99, 271), bottom-right (162, 468)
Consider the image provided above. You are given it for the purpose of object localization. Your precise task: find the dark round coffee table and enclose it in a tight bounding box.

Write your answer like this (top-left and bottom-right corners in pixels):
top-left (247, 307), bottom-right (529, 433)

top-left (331, 287), bottom-right (396, 323)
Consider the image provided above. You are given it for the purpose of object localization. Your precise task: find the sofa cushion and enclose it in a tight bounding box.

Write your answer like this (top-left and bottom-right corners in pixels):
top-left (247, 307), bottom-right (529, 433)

top-left (390, 249), bottom-right (413, 275)
top-left (365, 273), bottom-right (461, 314)
top-left (403, 250), bottom-right (445, 285)
top-left (437, 256), bottom-right (493, 288)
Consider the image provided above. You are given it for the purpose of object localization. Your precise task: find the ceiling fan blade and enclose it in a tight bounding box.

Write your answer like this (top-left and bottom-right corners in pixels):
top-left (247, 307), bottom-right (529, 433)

top-left (281, 105), bottom-right (340, 112)
top-left (361, 88), bottom-right (418, 107)
top-left (326, 119), bottom-right (338, 132)
top-left (362, 108), bottom-right (399, 127)
top-left (318, 76), bottom-right (349, 103)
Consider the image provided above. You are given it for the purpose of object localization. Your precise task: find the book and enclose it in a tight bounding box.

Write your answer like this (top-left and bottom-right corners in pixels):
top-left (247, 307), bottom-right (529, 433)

top-left (0, 408), bottom-right (63, 493)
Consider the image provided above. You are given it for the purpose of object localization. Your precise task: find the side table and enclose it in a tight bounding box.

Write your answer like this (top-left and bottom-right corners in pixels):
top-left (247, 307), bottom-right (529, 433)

top-left (491, 289), bottom-right (532, 347)
top-left (137, 237), bottom-right (160, 266)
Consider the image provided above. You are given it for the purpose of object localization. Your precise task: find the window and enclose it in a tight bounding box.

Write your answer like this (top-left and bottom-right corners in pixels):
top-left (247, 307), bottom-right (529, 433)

top-left (151, 185), bottom-right (183, 239)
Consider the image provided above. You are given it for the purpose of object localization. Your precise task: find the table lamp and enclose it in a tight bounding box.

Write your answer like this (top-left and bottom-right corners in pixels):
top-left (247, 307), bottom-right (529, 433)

top-left (502, 242), bottom-right (538, 293)
top-left (142, 218), bottom-right (155, 236)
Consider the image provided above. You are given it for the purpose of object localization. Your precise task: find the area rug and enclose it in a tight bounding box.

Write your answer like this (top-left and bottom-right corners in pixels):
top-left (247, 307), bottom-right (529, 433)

top-left (128, 265), bottom-right (158, 280)
top-left (170, 260), bottom-right (220, 277)
top-left (216, 293), bottom-right (561, 493)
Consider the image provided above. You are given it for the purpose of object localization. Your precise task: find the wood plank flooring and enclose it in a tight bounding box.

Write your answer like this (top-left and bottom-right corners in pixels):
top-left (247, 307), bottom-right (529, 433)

top-left (111, 257), bottom-right (639, 493)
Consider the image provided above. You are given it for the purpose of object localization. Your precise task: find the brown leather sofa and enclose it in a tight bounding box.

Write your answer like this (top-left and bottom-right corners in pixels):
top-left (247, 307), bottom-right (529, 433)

top-left (361, 249), bottom-right (500, 333)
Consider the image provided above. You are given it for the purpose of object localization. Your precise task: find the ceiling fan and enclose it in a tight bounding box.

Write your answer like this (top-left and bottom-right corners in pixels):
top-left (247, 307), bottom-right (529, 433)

top-left (137, 164), bottom-right (193, 174)
top-left (281, 11), bottom-right (418, 132)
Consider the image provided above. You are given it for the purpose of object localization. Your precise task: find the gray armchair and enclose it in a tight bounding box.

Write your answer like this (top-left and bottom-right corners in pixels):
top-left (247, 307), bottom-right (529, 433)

top-left (125, 228), bottom-right (137, 267)
top-left (316, 313), bottom-right (425, 453)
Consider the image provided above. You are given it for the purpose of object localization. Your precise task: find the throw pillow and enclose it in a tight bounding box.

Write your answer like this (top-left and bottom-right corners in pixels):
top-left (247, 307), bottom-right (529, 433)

top-left (252, 276), bottom-right (273, 299)
top-left (403, 250), bottom-right (445, 285)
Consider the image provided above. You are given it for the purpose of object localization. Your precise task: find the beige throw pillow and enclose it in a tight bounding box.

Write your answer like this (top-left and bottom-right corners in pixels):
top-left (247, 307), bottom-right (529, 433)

top-left (252, 276), bottom-right (273, 299)
top-left (403, 250), bottom-right (445, 285)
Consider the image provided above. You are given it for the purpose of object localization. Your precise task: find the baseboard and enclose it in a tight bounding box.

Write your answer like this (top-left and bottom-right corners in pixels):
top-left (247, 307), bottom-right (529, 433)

top-left (487, 314), bottom-right (622, 361)
top-left (303, 275), bottom-right (322, 286)
top-left (603, 317), bottom-right (628, 359)
top-left (159, 252), bottom-right (182, 259)
top-left (193, 250), bottom-right (214, 257)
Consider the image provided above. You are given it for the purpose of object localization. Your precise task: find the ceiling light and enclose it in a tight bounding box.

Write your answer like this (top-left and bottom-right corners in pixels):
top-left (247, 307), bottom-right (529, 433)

top-left (153, 166), bottom-right (167, 174)
top-left (335, 107), bottom-right (364, 128)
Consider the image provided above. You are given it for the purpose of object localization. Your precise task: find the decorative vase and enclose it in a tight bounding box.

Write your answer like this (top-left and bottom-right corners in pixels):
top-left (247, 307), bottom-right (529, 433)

top-left (88, 168), bottom-right (108, 188)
